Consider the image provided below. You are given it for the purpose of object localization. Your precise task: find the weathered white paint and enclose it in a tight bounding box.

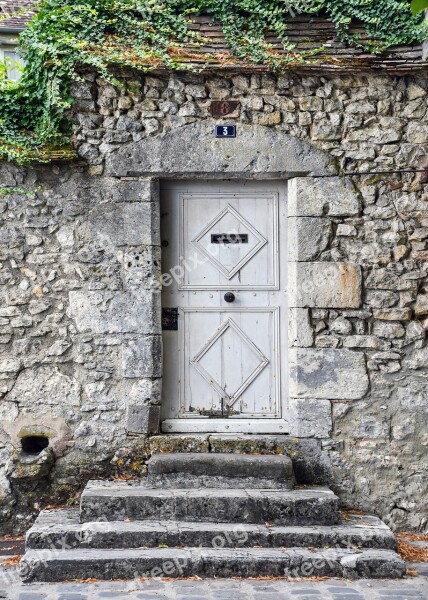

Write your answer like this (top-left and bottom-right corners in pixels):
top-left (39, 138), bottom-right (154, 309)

top-left (161, 180), bottom-right (288, 433)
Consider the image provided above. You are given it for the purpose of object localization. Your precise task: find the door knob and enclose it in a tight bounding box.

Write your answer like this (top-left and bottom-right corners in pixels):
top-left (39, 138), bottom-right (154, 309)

top-left (224, 292), bottom-right (235, 303)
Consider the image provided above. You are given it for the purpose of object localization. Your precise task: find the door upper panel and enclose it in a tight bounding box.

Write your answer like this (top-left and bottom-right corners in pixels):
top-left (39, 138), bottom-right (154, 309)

top-left (179, 192), bottom-right (279, 289)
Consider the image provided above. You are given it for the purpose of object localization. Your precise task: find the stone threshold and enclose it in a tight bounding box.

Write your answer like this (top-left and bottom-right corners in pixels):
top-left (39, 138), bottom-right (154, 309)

top-left (148, 434), bottom-right (333, 486)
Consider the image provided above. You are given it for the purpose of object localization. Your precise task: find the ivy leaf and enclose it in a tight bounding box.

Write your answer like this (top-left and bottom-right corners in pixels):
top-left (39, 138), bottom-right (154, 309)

top-left (0, 0), bottom-right (427, 164)
top-left (411, 0), bottom-right (428, 14)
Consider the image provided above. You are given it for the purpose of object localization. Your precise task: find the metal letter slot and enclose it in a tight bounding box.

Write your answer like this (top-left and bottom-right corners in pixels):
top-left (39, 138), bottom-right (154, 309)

top-left (211, 233), bottom-right (249, 244)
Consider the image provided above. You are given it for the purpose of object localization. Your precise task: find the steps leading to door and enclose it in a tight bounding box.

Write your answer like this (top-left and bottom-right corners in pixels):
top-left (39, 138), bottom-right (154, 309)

top-left (20, 547), bottom-right (405, 583)
top-left (147, 452), bottom-right (294, 489)
top-left (26, 510), bottom-right (397, 551)
top-left (19, 452), bottom-right (405, 582)
top-left (80, 482), bottom-right (340, 525)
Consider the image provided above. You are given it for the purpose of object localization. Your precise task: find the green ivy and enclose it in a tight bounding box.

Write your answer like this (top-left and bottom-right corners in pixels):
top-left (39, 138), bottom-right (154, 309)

top-left (0, 185), bottom-right (42, 196)
top-left (411, 0), bottom-right (428, 14)
top-left (0, 0), bottom-right (426, 164)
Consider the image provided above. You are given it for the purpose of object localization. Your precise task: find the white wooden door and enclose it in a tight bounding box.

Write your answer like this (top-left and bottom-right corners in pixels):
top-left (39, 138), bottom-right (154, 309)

top-left (161, 180), bottom-right (288, 433)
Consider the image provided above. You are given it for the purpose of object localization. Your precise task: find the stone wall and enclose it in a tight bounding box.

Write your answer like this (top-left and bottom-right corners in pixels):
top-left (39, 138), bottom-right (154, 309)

top-left (0, 165), bottom-right (163, 533)
top-left (0, 69), bottom-right (427, 533)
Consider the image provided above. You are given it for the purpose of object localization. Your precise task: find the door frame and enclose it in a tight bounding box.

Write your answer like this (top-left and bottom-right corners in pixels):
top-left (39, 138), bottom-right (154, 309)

top-left (160, 179), bottom-right (289, 434)
top-left (103, 122), bottom-right (354, 440)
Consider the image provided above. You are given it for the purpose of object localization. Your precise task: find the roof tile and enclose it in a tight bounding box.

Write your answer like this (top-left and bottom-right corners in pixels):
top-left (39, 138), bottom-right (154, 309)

top-left (0, 4), bottom-right (426, 72)
top-left (0, 0), bottom-right (38, 30)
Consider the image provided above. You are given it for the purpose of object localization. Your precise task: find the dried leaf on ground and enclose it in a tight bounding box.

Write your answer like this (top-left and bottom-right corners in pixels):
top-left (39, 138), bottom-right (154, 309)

top-left (160, 576), bottom-right (203, 581)
top-left (397, 540), bottom-right (428, 562)
top-left (1, 555), bottom-right (22, 567)
top-left (397, 532), bottom-right (428, 542)
top-left (246, 575), bottom-right (329, 581)
top-left (247, 576), bottom-right (287, 580)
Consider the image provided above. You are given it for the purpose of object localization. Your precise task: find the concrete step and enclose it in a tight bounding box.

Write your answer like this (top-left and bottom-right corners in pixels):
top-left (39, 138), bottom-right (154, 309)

top-left (20, 547), bottom-right (406, 583)
top-left (147, 452), bottom-right (294, 489)
top-left (80, 482), bottom-right (340, 525)
top-left (26, 509), bottom-right (397, 551)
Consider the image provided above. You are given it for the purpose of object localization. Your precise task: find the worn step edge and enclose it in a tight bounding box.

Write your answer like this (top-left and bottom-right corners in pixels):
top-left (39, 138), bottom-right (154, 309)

top-left (26, 509), bottom-right (397, 551)
top-left (80, 483), bottom-right (340, 525)
top-left (147, 453), bottom-right (294, 489)
top-left (147, 473), bottom-right (294, 489)
top-left (19, 547), bottom-right (406, 583)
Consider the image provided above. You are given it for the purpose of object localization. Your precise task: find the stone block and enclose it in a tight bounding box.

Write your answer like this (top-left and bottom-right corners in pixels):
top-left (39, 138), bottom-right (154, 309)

top-left (0, 225), bottom-right (24, 245)
top-left (415, 294), bottom-right (428, 317)
top-left (105, 123), bottom-right (335, 178)
top-left (147, 453), bottom-right (293, 489)
top-left (404, 347), bottom-right (428, 370)
top-left (397, 381), bottom-right (428, 408)
top-left (355, 415), bottom-right (389, 439)
top-left (116, 178), bottom-right (159, 203)
top-left (288, 177), bottom-right (361, 217)
top-left (123, 245), bottom-right (161, 289)
top-left (129, 378), bottom-right (162, 404)
top-left (289, 398), bottom-right (332, 438)
top-left (25, 509), bottom-right (396, 551)
top-left (372, 308), bottom-right (412, 321)
top-left (149, 434), bottom-right (210, 454)
top-left (347, 118), bottom-right (403, 143)
top-left (365, 290), bottom-right (399, 308)
top-left (343, 335), bottom-right (387, 350)
top-left (5, 366), bottom-right (81, 408)
top-left (336, 224), bottom-right (357, 237)
top-left (122, 336), bottom-right (162, 378)
top-left (288, 262), bottom-right (362, 308)
top-left (407, 122), bottom-right (428, 144)
top-left (86, 202), bottom-right (160, 247)
top-left (288, 308), bottom-right (313, 347)
top-left (372, 321), bottom-right (405, 339)
top-left (289, 348), bottom-right (369, 400)
top-left (0, 359), bottom-right (22, 374)
top-left (80, 482), bottom-right (341, 525)
top-left (288, 217), bottom-right (331, 261)
top-left (330, 317), bottom-right (352, 335)
top-left (208, 434), bottom-right (332, 485)
top-left (366, 269), bottom-right (415, 291)
top-left (68, 290), bottom-right (161, 334)
top-left (126, 404), bottom-right (160, 435)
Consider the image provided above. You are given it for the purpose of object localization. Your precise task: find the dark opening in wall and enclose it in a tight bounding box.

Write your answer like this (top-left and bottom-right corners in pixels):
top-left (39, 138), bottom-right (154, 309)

top-left (21, 436), bottom-right (49, 455)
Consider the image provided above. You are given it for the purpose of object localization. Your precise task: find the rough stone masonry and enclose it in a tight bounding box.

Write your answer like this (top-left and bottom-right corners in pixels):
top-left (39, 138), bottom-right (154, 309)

top-left (0, 69), bottom-right (427, 534)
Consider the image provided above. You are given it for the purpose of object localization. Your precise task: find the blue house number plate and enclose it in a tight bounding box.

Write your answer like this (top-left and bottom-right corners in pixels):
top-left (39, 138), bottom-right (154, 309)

top-left (215, 125), bottom-right (236, 138)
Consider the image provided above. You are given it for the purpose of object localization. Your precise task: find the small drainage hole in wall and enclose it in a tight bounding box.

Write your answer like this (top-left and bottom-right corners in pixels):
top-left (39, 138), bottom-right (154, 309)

top-left (21, 436), bottom-right (49, 455)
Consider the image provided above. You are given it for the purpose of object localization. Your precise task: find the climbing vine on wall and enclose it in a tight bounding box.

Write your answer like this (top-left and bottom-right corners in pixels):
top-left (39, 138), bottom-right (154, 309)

top-left (0, 0), bottom-right (426, 163)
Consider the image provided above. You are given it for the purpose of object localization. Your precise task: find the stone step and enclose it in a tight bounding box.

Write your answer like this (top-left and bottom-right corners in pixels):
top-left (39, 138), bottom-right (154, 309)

top-left (147, 452), bottom-right (294, 489)
top-left (20, 547), bottom-right (406, 583)
top-left (26, 509), bottom-right (397, 551)
top-left (149, 434), bottom-right (332, 486)
top-left (80, 481), bottom-right (340, 525)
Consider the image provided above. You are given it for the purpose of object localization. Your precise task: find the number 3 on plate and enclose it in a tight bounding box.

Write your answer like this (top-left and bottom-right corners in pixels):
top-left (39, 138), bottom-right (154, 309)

top-left (215, 125), bottom-right (236, 138)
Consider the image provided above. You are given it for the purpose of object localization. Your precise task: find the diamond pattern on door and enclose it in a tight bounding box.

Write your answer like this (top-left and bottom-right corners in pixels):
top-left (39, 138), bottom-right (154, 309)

top-left (191, 204), bottom-right (267, 279)
top-left (191, 318), bottom-right (269, 406)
